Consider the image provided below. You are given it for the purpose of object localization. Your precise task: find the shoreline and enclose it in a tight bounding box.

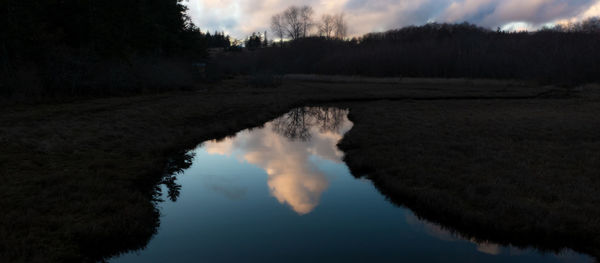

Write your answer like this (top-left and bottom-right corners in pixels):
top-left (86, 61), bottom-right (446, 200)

top-left (1, 77), bottom-right (599, 261)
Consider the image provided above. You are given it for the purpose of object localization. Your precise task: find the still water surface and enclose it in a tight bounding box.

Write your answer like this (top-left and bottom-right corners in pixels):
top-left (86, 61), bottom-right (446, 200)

top-left (113, 107), bottom-right (592, 263)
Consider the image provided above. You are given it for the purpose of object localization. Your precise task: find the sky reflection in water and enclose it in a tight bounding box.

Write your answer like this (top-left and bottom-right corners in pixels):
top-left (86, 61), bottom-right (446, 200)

top-left (204, 107), bottom-right (352, 214)
top-left (113, 107), bottom-right (592, 263)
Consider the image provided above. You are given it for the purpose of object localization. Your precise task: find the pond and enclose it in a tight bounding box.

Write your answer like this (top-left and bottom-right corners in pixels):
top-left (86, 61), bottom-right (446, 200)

top-left (112, 107), bottom-right (592, 263)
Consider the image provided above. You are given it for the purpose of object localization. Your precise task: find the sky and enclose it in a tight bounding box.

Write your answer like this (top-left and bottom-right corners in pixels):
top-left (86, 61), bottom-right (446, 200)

top-left (185, 0), bottom-right (600, 38)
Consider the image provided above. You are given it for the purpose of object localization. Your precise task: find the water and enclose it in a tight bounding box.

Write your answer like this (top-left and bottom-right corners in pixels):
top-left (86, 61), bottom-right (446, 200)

top-left (113, 107), bottom-right (592, 263)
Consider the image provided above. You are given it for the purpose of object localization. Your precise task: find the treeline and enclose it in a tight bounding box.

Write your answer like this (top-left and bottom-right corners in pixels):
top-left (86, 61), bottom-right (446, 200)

top-left (1, 0), bottom-right (229, 100)
top-left (220, 18), bottom-right (600, 85)
top-left (245, 32), bottom-right (268, 50)
top-left (206, 31), bottom-right (232, 49)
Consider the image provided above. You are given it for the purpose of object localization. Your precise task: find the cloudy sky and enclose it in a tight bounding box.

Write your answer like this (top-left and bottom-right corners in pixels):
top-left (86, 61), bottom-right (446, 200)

top-left (185, 0), bottom-right (600, 38)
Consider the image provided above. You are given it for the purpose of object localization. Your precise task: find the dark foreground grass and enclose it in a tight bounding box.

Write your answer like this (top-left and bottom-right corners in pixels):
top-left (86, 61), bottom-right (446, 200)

top-left (0, 80), bottom-right (301, 262)
top-left (1, 77), bottom-right (599, 262)
top-left (338, 98), bottom-right (600, 258)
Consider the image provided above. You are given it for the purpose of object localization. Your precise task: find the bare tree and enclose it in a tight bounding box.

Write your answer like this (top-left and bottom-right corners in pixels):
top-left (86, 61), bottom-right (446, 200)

top-left (579, 17), bottom-right (600, 33)
top-left (264, 31), bottom-right (268, 47)
top-left (271, 14), bottom-right (285, 47)
top-left (318, 14), bottom-right (335, 39)
top-left (318, 13), bottom-right (348, 39)
top-left (300, 6), bottom-right (315, 38)
top-left (283, 6), bottom-right (303, 40)
top-left (334, 13), bottom-right (348, 39)
top-left (272, 5), bottom-right (315, 41)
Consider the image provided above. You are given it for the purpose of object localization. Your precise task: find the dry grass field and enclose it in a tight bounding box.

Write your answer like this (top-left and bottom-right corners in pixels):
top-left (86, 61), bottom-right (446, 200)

top-left (1, 76), bottom-right (599, 262)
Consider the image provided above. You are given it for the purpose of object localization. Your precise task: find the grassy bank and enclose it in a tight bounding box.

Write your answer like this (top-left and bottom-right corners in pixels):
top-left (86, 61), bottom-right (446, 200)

top-left (338, 97), bottom-right (600, 258)
top-left (0, 80), bottom-right (299, 262)
top-left (1, 77), bottom-right (599, 261)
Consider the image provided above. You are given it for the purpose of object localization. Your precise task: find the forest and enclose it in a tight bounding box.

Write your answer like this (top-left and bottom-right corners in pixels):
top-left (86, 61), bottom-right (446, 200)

top-left (3, 1), bottom-right (600, 101)
top-left (0, 0), bottom-right (229, 100)
top-left (221, 16), bottom-right (600, 85)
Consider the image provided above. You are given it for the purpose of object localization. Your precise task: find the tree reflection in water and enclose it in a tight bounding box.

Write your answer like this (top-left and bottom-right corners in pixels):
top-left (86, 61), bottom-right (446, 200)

top-left (156, 151), bottom-right (195, 202)
top-left (155, 107), bottom-right (348, 203)
top-left (271, 107), bottom-right (347, 141)
top-left (113, 106), bottom-right (593, 263)
top-left (202, 106), bottom-right (352, 214)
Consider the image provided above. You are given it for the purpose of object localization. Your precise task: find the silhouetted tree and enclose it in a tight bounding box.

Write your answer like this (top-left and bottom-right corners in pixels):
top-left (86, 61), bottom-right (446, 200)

top-left (245, 32), bottom-right (262, 50)
top-left (271, 5), bottom-right (315, 41)
top-left (318, 15), bottom-right (336, 39)
top-left (271, 14), bottom-right (286, 47)
top-left (283, 6), bottom-right (303, 40)
top-left (554, 17), bottom-right (600, 33)
top-left (333, 13), bottom-right (348, 39)
top-left (263, 31), bottom-right (269, 47)
top-left (318, 13), bottom-right (348, 39)
top-left (216, 20), bottom-right (600, 85)
top-left (300, 6), bottom-right (315, 38)
top-left (1, 0), bottom-right (219, 99)
top-left (207, 31), bottom-right (231, 48)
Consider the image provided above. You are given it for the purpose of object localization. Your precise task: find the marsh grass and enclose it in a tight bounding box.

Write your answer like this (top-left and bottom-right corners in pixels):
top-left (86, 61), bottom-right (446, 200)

top-left (1, 77), bottom-right (599, 261)
top-left (338, 99), bottom-right (600, 258)
top-left (246, 71), bottom-right (283, 88)
top-left (283, 74), bottom-right (527, 87)
top-left (0, 82), bottom-right (298, 262)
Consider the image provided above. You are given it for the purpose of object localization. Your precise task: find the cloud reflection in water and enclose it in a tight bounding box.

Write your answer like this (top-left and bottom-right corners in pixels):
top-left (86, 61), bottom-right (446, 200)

top-left (203, 107), bottom-right (353, 215)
